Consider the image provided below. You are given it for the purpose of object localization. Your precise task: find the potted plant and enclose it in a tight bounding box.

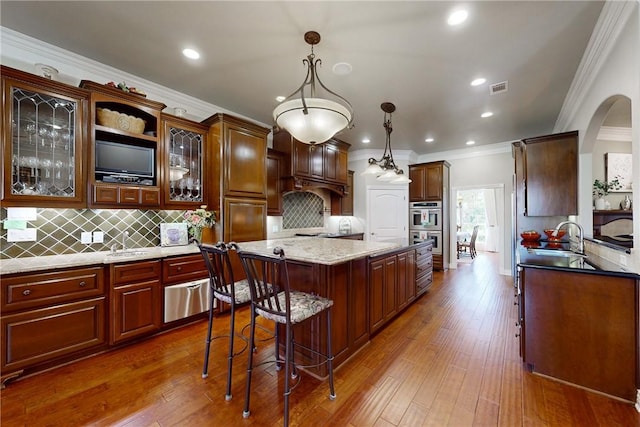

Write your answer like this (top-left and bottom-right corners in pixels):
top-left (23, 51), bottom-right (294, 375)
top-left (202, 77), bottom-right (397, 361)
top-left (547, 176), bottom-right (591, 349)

top-left (593, 177), bottom-right (622, 210)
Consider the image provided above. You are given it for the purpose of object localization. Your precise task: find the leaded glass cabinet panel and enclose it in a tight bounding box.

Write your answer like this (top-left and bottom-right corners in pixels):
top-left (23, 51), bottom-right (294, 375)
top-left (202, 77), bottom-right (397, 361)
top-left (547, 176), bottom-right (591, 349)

top-left (2, 67), bottom-right (88, 207)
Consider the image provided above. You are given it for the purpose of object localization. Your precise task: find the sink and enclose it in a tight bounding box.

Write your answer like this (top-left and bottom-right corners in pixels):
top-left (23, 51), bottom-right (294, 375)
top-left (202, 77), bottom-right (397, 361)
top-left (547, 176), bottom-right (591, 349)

top-left (526, 248), bottom-right (587, 258)
top-left (107, 250), bottom-right (148, 257)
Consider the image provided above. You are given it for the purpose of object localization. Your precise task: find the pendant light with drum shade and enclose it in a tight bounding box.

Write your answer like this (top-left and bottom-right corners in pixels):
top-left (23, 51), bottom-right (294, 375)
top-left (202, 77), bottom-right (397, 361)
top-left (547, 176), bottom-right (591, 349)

top-left (361, 102), bottom-right (411, 184)
top-left (273, 31), bottom-right (354, 144)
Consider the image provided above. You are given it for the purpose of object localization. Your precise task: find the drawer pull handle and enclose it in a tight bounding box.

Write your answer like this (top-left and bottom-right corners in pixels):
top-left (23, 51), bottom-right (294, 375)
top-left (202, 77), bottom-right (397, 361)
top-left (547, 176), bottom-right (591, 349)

top-left (22, 289), bottom-right (31, 296)
top-left (177, 267), bottom-right (182, 271)
top-left (79, 281), bottom-right (87, 287)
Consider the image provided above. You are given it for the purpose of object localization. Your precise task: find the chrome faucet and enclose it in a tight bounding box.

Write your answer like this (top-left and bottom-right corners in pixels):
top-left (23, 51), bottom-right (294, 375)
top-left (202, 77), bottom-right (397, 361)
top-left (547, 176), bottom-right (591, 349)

top-left (122, 230), bottom-right (129, 252)
top-left (553, 220), bottom-right (584, 254)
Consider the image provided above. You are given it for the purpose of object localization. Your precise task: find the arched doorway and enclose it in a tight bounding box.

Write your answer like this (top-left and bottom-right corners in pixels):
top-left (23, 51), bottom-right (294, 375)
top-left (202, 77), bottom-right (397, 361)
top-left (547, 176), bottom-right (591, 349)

top-left (583, 95), bottom-right (633, 249)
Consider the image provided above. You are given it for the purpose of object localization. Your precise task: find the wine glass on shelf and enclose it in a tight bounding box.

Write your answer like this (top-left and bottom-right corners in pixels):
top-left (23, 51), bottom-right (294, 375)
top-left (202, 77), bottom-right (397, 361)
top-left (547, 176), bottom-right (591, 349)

top-left (177, 179), bottom-right (186, 201)
top-left (41, 159), bottom-right (52, 178)
top-left (24, 123), bottom-right (36, 144)
top-left (185, 177), bottom-right (193, 200)
top-left (38, 127), bottom-right (49, 147)
top-left (191, 179), bottom-right (201, 200)
top-left (55, 160), bottom-right (64, 179)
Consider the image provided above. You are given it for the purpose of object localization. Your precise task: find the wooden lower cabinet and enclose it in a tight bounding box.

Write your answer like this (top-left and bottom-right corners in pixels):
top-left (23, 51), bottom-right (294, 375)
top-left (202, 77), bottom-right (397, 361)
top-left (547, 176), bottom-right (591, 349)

top-left (279, 257), bottom-right (368, 378)
top-left (1, 266), bottom-right (106, 385)
top-left (369, 255), bottom-right (397, 334)
top-left (110, 260), bottom-right (162, 345)
top-left (369, 245), bottom-right (423, 335)
top-left (521, 267), bottom-right (638, 401)
top-left (397, 250), bottom-right (416, 311)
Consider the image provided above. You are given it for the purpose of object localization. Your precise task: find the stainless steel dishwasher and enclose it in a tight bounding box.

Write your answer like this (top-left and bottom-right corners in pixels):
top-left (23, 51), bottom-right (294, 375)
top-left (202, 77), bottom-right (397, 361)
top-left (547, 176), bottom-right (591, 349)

top-left (164, 278), bottom-right (211, 323)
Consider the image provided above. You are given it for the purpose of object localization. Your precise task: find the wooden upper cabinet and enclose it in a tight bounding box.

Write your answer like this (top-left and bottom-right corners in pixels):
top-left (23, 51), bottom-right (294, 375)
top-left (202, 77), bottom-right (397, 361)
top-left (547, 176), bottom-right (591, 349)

top-left (331, 170), bottom-right (354, 216)
top-left (267, 149), bottom-right (284, 216)
top-left (159, 114), bottom-right (209, 209)
top-left (273, 130), bottom-right (350, 194)
top-left (80, 80), bottom-right (166, 209)
top-left (520, 131), bottom-right (578, 216)
top-left (1, 66), bottom-right (89, 208)
top-left (409, 161), bottom-right (449, 202)
top-left (201, 113), bottom-right (269, 202)
top-left (325, 144), bottom-right (349, 183)
top-left (409, 166), bottom-right (427, 201)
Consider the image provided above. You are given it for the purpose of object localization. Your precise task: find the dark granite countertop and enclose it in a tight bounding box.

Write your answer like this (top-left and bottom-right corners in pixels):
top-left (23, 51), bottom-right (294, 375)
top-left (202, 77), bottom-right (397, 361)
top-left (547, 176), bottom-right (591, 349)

top-left (516, 241), bottom-right (638, 279)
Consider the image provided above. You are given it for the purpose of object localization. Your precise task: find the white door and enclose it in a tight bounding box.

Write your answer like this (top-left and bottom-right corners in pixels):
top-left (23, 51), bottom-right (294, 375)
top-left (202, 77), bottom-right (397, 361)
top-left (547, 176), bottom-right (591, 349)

top-left (366, 186), bottom-right (408, 244)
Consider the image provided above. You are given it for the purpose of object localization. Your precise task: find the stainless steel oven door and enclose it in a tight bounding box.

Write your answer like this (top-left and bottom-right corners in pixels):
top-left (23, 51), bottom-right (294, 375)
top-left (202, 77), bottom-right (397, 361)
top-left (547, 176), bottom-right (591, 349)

top-left (411, 230), bottom-right (442, 254)
top-left (409, 201), bottom-right (441, 229)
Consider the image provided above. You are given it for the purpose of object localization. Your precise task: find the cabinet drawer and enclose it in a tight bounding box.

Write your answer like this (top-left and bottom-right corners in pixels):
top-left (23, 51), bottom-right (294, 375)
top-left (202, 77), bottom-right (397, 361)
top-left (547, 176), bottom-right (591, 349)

top-left (2, 267), bottom-right (104, 313)
top-left (162, 255), bottom-right (207, 285)
top-left (417, 272), bottom-right (433, 295)
top-left (140, 187), bottom-right (160, 206)
top-left (111, 260), bottom-right (161, 286)
top-left (416, 256), bottom-right (433, 277)
top-left (1, 297), bottom-right (106, 373)
top-left (416, 245), bottom-right (433, 260)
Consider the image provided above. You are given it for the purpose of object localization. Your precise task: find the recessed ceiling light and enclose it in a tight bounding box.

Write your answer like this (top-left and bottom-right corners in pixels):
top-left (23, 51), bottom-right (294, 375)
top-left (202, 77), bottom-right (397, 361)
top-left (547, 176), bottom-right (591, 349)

top-left (448, 9), bottom-right (468, 26)
top-left (481, 112), bottom-right (493, 118)
top-left (425, 137), bottom-right (434, 143)
top-left (182, 48), bottom-right (200, 60)
top-left (466, 140), bottom-right (476, 146)
top-left (471, 78), bottom-right (486, 86)
top-left (275, 96), bottom-right (286, 102)
top-left (362, 138), bottom-right (370, 144)
top-left (332, 62), bottom-right (353, 75)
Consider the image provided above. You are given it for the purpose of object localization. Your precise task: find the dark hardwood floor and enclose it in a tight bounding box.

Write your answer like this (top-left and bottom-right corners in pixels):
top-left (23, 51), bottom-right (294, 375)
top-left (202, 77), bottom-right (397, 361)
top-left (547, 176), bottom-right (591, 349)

top-left (2, 252), bottom-right (639, 426)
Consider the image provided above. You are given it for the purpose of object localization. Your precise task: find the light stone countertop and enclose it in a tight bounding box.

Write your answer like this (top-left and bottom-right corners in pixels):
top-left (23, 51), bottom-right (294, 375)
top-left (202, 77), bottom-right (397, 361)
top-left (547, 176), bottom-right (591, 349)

top-left (234, 237), bottom-right (401, 265)
top-left (0, 245), bottom-right (201, 275)
top-left (0, 237), bottom-right (402, 275)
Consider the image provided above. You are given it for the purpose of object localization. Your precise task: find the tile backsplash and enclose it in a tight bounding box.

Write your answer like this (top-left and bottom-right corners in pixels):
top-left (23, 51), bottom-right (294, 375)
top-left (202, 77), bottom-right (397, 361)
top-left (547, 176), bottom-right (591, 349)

top-left (282, 191), bottom-right (325, 229)
top-left (0, 208), bottom-right (184, 259)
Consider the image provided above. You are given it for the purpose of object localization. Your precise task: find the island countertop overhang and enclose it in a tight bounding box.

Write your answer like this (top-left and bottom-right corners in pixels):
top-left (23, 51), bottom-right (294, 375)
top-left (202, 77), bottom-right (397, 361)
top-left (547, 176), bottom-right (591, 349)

top-left (233, 237), bottom-right (402, 265)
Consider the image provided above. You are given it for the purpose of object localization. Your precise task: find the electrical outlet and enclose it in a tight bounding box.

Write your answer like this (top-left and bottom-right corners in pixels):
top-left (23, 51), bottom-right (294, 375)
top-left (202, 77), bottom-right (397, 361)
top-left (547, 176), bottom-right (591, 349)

top-left (272, 225), bottom-right (279, 232)
top-left (80, 231), bottom-right (92, 244)
top-left (619, 254), bottom-right (627, 266)
top-left (93, 231), bottom-right (104, 243)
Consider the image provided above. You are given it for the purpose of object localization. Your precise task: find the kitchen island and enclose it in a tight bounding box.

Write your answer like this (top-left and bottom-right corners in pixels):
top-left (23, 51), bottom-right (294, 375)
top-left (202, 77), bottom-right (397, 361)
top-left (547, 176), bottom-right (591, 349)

top-left (516, 244), bottom-right (640, 403)
top-left (234, 237), bottom-right (431, 377)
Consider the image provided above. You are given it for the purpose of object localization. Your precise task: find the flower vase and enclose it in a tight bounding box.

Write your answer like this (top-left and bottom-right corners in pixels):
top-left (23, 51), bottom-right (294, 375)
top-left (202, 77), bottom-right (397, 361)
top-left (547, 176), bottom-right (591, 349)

top-left (595, 197), bottom-right (606, 210)
top-left (620, 194), bottom-right (632, 210)
top-left (191, 227), bottom-right (202, 243)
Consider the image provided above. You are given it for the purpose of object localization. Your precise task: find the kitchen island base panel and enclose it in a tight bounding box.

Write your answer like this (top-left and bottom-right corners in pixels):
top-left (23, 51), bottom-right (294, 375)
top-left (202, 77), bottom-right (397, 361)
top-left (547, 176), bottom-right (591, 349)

top-left (522, 267), bottom-right (637, 402)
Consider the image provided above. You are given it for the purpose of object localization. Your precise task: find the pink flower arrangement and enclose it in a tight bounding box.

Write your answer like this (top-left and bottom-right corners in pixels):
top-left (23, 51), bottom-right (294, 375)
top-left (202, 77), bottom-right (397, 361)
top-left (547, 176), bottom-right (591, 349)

top-left (183, 205), bottom-right (216, 231)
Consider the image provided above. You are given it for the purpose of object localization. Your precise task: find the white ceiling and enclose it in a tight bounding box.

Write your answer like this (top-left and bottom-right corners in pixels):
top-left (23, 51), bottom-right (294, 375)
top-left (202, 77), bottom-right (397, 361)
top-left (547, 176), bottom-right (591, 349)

top-left (0, 1), bottom-right (606, 154)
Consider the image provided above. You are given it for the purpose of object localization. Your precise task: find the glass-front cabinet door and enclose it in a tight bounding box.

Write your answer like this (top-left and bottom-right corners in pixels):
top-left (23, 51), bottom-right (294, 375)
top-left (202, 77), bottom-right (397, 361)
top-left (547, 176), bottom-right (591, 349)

top-left (161, 114), bottom-right (208, 208)
top-left (2, 67), bottom-right (88, 207)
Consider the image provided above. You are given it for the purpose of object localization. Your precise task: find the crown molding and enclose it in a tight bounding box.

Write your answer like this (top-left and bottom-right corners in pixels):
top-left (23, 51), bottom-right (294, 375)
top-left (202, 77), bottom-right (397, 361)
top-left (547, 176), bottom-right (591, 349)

top-left (555, 1), bottom-right (637, 132)
top-left (349, 141), bottom-right (513, 164)
top-left (597, 126), bottom-right (632, 141)
top-left (0, 27), bottom-right (269, 127)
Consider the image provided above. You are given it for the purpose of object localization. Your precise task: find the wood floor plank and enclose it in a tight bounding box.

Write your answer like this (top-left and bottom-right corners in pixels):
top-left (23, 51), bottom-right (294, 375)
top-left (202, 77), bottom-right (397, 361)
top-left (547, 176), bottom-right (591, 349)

top-left (2, 252), bottom-right (639, 427)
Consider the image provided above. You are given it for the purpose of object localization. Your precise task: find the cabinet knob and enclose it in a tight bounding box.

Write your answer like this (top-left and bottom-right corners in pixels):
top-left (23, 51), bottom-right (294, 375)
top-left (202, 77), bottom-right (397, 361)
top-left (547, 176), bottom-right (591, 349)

top-left (22, 289), bottom-right (31, 296)
top-left (79, 281), bottom-right (87, 287)
top-left (177, 266), bottom-right (182, 271)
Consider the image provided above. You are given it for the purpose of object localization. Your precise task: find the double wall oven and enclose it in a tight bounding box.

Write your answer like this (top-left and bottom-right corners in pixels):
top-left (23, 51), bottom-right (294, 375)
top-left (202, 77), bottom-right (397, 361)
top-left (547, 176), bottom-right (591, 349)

top-left (410, 201), bottom-right (442, 255)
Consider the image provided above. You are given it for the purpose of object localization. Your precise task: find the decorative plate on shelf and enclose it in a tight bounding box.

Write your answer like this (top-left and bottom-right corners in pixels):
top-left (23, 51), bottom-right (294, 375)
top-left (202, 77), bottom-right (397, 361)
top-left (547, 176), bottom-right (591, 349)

top-left (160, 223), bottom-right (188, 246)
